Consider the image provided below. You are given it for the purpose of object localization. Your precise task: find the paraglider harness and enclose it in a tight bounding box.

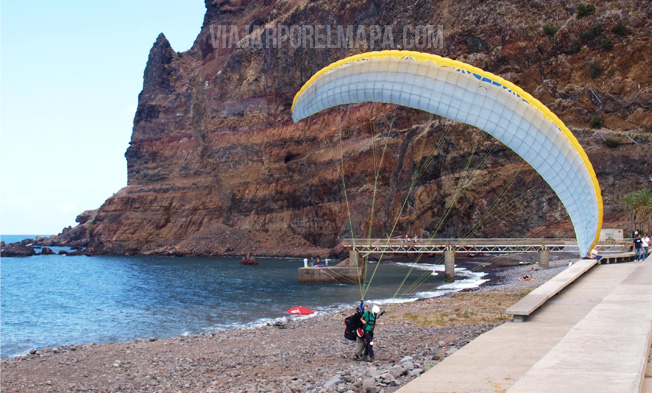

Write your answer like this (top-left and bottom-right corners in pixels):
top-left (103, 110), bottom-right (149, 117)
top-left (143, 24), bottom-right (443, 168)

top-left (344, 301), bottom-right (365, 341)
top-left (344, 301), bottom-right (385, 340)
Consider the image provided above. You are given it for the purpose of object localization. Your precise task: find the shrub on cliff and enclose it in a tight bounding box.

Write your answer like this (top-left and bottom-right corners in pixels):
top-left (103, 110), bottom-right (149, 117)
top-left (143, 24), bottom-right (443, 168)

top-left (543, 24), bottom-right (558, 36)
top-left (568, 40), bottom-right (582, 54)
top-left (576, 3), bottom-right (596, 19)
top-left (590, 61), bottom-right (602, 79)
top-left (590, 116), bottom-right (602, 128)
top-left (601, 39), bottom-right (613, 51)
top-left (580, 24), bottom-right (603, 43)
top-left (612, 22), bottom-right (628, 36)
top-left (604, 137), bottom-right (622, 148)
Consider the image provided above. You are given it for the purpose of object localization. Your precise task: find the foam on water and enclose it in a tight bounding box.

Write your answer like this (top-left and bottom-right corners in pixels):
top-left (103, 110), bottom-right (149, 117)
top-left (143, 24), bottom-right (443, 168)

top-left (395, 262), bottom-right (489, 299)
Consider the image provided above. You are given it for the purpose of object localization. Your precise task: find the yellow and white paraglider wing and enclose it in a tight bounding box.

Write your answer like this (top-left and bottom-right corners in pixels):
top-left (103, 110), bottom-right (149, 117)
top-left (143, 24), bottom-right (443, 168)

top-left (292, 50), bottom-right (603, 257)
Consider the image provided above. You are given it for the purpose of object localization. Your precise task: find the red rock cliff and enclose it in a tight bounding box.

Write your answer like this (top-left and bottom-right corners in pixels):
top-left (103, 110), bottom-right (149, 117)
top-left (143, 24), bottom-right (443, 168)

top-left (62, 0), bottom-right (652, 256)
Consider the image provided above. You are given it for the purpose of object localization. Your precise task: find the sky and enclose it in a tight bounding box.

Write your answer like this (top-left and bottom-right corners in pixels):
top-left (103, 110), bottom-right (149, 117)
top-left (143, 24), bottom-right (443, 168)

top-left (1, 1), bottom-right (207, 235)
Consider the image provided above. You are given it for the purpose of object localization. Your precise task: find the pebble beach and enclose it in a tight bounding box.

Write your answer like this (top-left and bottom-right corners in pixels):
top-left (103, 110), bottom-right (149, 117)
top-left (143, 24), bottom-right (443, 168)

top-left (1, 258), bottom-right (575, 393)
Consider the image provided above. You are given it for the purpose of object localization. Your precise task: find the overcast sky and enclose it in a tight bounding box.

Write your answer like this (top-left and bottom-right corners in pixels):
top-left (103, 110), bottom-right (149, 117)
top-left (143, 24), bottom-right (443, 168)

top-left (1, 1), bottom-right (206, 235)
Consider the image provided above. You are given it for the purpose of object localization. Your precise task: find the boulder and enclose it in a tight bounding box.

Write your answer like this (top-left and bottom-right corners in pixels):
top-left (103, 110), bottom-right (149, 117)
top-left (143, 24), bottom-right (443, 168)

top-left (20, 238), bottom-right (36, 246)
top-left (389, 364), bottom-right (408, 378)
top-left (322, 376), bottom-right (342, 388)
top-left (361, 377), bottom-right (376, 393)
top-left (1, 242), bottom-right (36, 257)
top-left (40, 247), bottom-right (55, 255)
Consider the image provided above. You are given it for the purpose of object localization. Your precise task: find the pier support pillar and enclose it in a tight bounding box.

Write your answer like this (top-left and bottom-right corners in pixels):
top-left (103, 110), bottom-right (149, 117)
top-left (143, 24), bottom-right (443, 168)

top-left (445, 249), bottom-right (456, 282)
top-left (539, 249), bottom-right (550, 269)
top-left (349, 250), bottom-right (361, 267)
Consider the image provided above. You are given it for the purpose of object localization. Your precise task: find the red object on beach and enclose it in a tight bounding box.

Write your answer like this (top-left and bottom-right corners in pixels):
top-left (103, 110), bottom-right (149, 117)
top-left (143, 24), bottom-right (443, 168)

top-left (287, 306), bottom-right (314, 315)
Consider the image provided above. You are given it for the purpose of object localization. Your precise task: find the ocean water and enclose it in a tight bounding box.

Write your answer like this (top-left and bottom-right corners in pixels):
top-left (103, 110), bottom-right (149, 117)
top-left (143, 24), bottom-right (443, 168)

top-left (0, 235), bottom-right (487, 358)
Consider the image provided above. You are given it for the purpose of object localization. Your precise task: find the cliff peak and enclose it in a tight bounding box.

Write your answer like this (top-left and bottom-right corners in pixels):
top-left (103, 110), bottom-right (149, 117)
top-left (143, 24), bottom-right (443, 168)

top-left (142, 33), bottom-right (176, 94)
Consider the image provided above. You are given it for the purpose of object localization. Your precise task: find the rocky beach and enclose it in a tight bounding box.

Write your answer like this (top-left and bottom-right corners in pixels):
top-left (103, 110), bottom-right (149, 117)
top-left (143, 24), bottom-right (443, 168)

top-left (1, 258), bottom-right (574, 393)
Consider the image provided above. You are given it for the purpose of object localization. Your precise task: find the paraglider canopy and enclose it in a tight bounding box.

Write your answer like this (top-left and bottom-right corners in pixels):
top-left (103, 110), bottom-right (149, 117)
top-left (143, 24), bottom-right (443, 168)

top-left (292, 50), bottom-right (603, 257)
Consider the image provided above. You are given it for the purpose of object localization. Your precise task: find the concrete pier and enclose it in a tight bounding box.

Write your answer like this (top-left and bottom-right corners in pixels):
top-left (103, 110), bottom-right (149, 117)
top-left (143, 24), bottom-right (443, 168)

top-left (298, 250), bottom-right (366, 285)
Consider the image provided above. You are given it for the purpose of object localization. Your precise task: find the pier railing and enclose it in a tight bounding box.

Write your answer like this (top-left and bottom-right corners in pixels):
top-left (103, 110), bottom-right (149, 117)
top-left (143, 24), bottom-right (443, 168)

top-left (341, 238), bottom-right (631, 254)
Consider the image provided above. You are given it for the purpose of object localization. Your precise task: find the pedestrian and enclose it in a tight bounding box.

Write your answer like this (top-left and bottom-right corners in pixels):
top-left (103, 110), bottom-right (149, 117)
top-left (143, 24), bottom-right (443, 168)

top-left (634, 234), bottom-right (643, 261)
top-left (642, 233), bottom-right (650, 260)
top-left (360, 305), bottom-right (385, 362)
top-left (584, 247), bottom-right (602, 262)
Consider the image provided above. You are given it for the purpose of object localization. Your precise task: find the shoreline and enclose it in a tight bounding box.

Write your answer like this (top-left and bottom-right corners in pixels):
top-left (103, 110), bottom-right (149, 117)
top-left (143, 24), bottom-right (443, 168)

top-left (0, 257), bottom-right (490, 360)
top-left (1, 257), bottom-right (577, 393)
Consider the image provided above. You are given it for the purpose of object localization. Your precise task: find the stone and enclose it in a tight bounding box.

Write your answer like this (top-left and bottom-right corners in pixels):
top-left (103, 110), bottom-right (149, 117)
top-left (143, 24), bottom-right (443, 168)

top-left (445, 347), bottom-right (459, 357)
top-left (323, 376), bottom-right (341, 388)
top-left (361, 377), bottom-right (376, 393)
top-left (389, 365), bottom-right (408, 378)
top-left (379, 373), bottom-right (394, 382)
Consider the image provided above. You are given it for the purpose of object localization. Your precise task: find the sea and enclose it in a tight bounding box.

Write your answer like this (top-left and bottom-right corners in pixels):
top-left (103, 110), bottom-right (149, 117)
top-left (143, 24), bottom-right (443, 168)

top-left (0, 234), bottom-right (488, 359)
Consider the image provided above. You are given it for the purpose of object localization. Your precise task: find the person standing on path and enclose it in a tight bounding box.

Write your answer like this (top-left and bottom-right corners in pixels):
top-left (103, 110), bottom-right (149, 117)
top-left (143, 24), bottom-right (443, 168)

top-left (634, 234), bottom-right (643, 261)
top-left (361, 305), bottom-right (385, 362)
top-left (642, 234), bottom-right (650, 260)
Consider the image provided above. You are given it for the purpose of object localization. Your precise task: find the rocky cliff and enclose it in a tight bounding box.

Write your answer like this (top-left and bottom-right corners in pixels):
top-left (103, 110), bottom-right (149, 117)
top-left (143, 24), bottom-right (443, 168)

top-left (54, 0), bottom-right (652, 256)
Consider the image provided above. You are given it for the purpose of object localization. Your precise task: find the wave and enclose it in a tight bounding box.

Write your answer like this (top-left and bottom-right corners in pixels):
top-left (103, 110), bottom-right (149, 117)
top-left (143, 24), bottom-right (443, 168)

top-left (393, 262), bottom-right (489, 299)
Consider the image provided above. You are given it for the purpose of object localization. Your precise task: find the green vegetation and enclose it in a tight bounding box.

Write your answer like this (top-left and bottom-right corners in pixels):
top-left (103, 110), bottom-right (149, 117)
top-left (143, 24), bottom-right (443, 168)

top-left (612, 22), bottom-right (628, 36)
top-left (604, 137), bottom-right (621, 148)
top-left (590, 61), bottom-right (602, 78)
top-left (590, 116), bottom-right (602, 128)
top-left (580, 24), bottom-right (603, 43)
top-left (601, 39), bottom-right (614, 51)
top-left (576, 3), bottom-right (596, 18)
top-left (543, 24), bottom-right (559, 36)
top-left (568, 40), bottom-right (582, 54)
top-left (620, 189), bottom-right (652, 234)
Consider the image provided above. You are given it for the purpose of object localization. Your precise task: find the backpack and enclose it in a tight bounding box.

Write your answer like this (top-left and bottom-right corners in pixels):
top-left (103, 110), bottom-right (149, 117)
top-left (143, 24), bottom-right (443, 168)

top-left (344, 312), bottom-right (362, 341)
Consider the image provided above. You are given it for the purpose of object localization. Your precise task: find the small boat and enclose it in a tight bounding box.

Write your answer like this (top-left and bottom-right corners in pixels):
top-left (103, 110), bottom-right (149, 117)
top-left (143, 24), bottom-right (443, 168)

top-left (240, 253), bottom-right (259, 265)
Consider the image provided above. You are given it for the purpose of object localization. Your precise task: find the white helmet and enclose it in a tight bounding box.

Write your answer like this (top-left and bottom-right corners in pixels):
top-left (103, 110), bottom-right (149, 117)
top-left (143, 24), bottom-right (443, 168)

top-left (372, 305), bottom-right (380, 314)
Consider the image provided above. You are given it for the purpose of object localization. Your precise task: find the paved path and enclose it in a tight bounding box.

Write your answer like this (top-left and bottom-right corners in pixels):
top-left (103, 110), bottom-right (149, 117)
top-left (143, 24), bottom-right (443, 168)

top-left (397, 256), bottom-right (652, 393)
